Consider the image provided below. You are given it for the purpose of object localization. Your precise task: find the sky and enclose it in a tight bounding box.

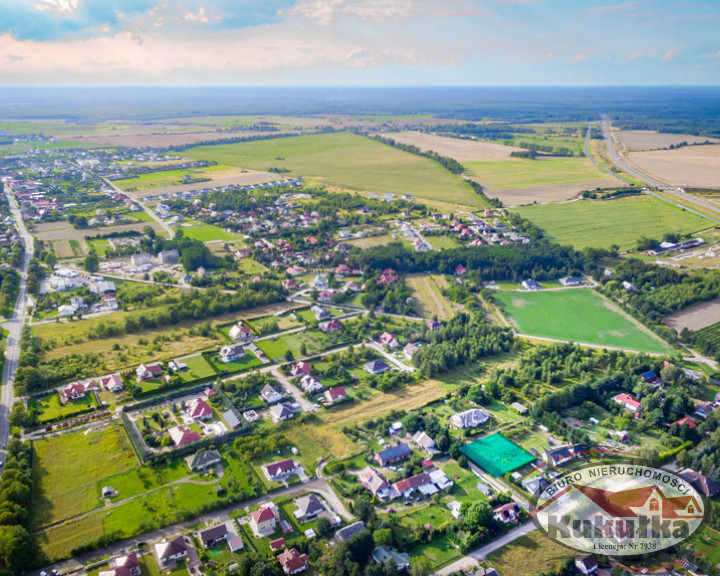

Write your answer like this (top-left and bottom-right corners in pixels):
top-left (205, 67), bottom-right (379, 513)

top-left (0, 0), bottom-right (717, 85)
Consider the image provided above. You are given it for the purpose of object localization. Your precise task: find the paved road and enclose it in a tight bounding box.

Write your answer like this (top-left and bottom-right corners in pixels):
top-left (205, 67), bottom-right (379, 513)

top-left (583, 122), bottom-right (630, 184)
top-left (0, 184), bottom-right (34, 458)
top-left (434, 522), bottom-right (538, 576)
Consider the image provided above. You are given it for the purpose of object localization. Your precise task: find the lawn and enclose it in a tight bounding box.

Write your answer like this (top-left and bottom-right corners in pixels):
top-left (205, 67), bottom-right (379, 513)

top-left (31, 423), bottom-right (139, 529)
top-left (464, 157), bottom-right (607, 190)
top-left (180, 224), bottom-right (242, 243)
top-left (33, 392), bottom-right (98, 423)
top-left (205, 350), bottom-right (264, 374)
top-left (175, 354), bottom-right (218, 382)
top-left (494, 288), bottom-right (675, 354)
top-left (514, 195), bottom-right (711, 250)
top-left (184, 132), bottom-right (483, 207)
top-left (486, 530), bottom-right (572, 576)
top-left (407, 274), bottom-right (458, 321)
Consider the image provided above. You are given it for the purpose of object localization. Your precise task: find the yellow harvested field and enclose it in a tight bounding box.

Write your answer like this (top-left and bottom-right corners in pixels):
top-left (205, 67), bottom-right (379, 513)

top-left (51, 239), bottom-right (88, 258)
top-left (345, 235), bottom-right (393, 249)
top-left (124, 171), bottom-right (278, 199)
top-left (492, 182), bottom-right (614, 206)
top-left (379, 131), bottom-right (521, 162)
top-left (36, 222), bottom-right (163, 241)
top-left (629, 145), bottom-right (720, 188)
top-left (617, 130), bottom-right (719, 152)
top-left (664, 297), bottom-right (720, 332)
top-left (64, 130), bottom-right (295, 148)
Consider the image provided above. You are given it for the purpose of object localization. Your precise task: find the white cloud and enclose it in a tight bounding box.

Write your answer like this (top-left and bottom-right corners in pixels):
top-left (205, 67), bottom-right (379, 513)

top-left (32, 0), bottom-right (80, 14)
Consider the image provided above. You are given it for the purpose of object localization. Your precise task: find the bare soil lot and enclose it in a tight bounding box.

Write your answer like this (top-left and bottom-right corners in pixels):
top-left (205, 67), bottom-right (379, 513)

top-left (629, 145), bottom-right (720, 188)
top-left (492, 181), bottom-right (613, 206)
top-left (664, 298), bottom-right (720, 332)
top-left (125, 172), bottom-right (279, 199)
top-left (63, 130), bottom-right (295, 148)
top-left (617, 130), bottom-right (719, 151)
top-left (378, 131), bottom-right (521, 162)
top-left (36, 222), bottom-right (163, 241)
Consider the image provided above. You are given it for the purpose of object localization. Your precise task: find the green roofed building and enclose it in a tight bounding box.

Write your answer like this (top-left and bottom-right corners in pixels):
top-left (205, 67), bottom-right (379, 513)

top-left (459, 433), bottom-right (536, 477)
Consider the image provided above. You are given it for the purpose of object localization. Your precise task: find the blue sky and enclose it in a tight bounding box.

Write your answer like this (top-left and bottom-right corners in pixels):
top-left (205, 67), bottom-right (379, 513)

top-left (0, 0), bottom-right (717, 85)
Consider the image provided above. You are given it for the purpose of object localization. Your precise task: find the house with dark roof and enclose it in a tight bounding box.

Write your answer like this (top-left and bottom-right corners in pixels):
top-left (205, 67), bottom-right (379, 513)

top-left (493, 502), bottom-right (521, 524)
top-left (545, 444), bottom-right (585, 467)
top-left (99, 552), bottom-right (141, 576)
top-left (277, 548), bottom-right (308, 575)
top-left (262, 458), bottom-right (298, 481)
top-left (335, 521), bottom-right (367, 542)
top-left (198, 524), bottom-right (229, 549)
top-left (375, 443), bottom-right (412, 466)
top-left (364, 359), bottom-right (390, 374)
top-left (293, 494), bottom-right (325, 522)
top-left (219, 344), bottom-right (246, 363)
top-left (679, 469), bottom-right (720, 498)
top-left (154, 536), bottom-right (188, 565)
top-left (270, 403), bottom-right (296, 423)
top-left (575, 554), bottom-right (598, 575)
top-left (185, 449), bottom-right (222, 472)
top-left (393, 472), bottom-right (437, 497)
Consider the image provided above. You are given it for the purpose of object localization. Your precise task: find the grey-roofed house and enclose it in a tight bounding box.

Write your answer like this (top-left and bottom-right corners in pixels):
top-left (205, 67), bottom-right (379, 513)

top-left (371, 546), bottom-right (410, 571)
top-left (155, 536), bottom-right (188, 565)
top-left (449, 408), bottom-right (490, 429)
top-left (375, 443), bottom-right (412, 466)
top-left (270, 403), bottom-right (296, 423)
top-left (335, 521), bottom-right (367, 542)
top-left (97, 280), bottom-right (117, 294)
top-left (364, 359), bottom-right (390, 375)
top-left (411, 431), bottom-right (438, 455)
top-left (198, 524), bottom-right (229, 549)
top-left (223, 409), bottom-right (242, 430)
top-left (293, 494), bottom-right (325, 522)
top-left (185, 449), bottom-right (222, 472)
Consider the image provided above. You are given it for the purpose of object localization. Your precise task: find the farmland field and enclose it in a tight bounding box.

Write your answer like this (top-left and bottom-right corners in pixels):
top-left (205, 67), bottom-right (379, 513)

top-left (664, 297), bottom-right (720, 332)
top-left (36, 222), bottom-right (164, 241)
top-left (617, 130), bottom-right (719, 152)
top-left (463, 157), bottom-right (616, 205)
top-left (629, 144), bottom-right (720, 188)
top-left (407, 274), bottom-right (459, 320)
top-left (180, 224), bottom-right (242, 242)
top-left (494, 288), bottom-right (674, 354)
top-left (514, 195), bottom-right (711, 250)
top-left (31, 424), bottom-right (139, 529)
top-left (378, 131), bottom-right (521, 161)
top-left (184, 131), bottom-right (483, 207)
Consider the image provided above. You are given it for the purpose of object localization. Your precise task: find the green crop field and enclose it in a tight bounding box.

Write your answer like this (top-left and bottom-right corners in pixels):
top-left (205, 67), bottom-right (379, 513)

top-left (112, 164), bottom-right (232, 191)
top-left (463, 157), bottom-right (607, 190)
top-left (30, 424), bottom-right (139, 530)
top-left (495, 288), bottom-right (674, 354)
top-left (180, 224), bottom-right (241, 242)
top-left (514, 195), bottom-right (711, 250)
top-left (184, 131), bottom-right (483, 207)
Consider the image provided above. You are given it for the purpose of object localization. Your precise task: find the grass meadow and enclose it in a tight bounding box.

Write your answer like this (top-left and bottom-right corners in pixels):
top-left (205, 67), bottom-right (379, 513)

top-left (179, 224), bottom-right (242, 243)
top-left (514, 195), bottom-right (711, 250)
top-left (495, 288), bottom-right (674, 354)
top-left (463, 157), bottom-right (607, 190)
top-left (184, 131), bottom-right (483, 207)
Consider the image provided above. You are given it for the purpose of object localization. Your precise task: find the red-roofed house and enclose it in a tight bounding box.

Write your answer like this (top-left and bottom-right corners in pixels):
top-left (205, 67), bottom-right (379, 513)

top-left (378, 332), bottom-right (399, 349)
top-left (99, 374), bottom-right (124, 392)
top-left (291, 362), bottom-right (312, 377)
top-left (186, 398), bottom-right (213, 421)
top-left (61, 382), bottom-right (87, 402)
top-left (167, 426), bottom-right (201, 447)
top-left (393, 472), bottom-right (434, 496)
top-left (136, 363), bottom-right (162, 382)
top-left (671, 416), bottom-right (697, 429)
top-left (319, 320), bottom-right (343, 333)
top-left (493, 502), bottom-right (521, 524)
top-left (250, 504), bottom-right (279, 537)
top-left (277, 548), bottom-right (308, 575)
top-left (612, 393), bottom-right (641, 413)
top-left (324, 386), bottom-right (347, 405)
top-left (269, 538), bottom-right (286, 552)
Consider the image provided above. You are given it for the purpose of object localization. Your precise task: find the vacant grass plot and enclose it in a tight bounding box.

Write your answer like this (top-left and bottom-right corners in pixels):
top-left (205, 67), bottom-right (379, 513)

top-left (514, 195), bottom-right (710, 250)
top-left (495, 288), bottom-right (674, 354)
top-left (180, 224), bottom-right (241, 242)
top-left (407, 274), bottom-right (457, 320)
top-left (486, 530), bottom-right (571, 576)
top-left (31, 424), bottom-right (138, 529)
top-left (184, 131), bottom-right (482, 207)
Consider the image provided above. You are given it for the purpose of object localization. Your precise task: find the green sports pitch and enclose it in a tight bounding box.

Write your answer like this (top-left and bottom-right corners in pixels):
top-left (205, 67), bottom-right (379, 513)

top-left (459, 433), bottom-right (536, 477)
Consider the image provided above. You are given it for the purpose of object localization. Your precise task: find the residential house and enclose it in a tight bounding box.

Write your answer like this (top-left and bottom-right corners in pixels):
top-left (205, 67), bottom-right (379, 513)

top-left (411, 431), bottom-right (437, 455)
top-left (228, 535), bottom-right (244, 552)
top-left (262, 458), bottom-right (298, 482)
top-left (250, 504), bottom-right (279, 537)
top-left (613, 393), bottom-right (642, 413)
top-left (378, 332), bottom-right (399, 349)
top-left (403, 343), bottom-right (420, 360)
top-left (324, 386), bottom-right (346, 405)
top-left (679, 469), bottom-right (720, 498)
top-left (229, 323), bottom-right (254, 342)
top-left (695, 400), bottom-right (715, 418)
top-left (154, 536), bottom-right (188, 565)
top-left (198, 524), bottom-right (229, 549)
top-left (359, 467), bottom-right (396, 500)
top-left (61, 382), bottom-right (88, 402)
top-left (159, 249), bottom-right (180, 264)
top-left (371, 546), bottom-right (410, 571)
top-left (300, 375), bottom-right (323, 394)
top-left (167, 426), bottom-right (201, 447)
top-left (545, 444), bottom-right (586, 467)
top-left (449, 408), bottom-right (490, 429)
top-left (99, 373), bottom-right (124, 392)
top-left (269, 538), bottom-right (286, 552)
top-left (136, 363), bottom-right (162, 382)
top-left (425, 319), bottom-right (442, 330)
top-left (185, 449), bottom-right (222, 472)
top-left (270, 403), bottom-right (297, 423)
top-left (99, 552), bottom-right (141, 576)
top-left (277, 548), bottom-right (308, 575)
top-left (293, 494), bottom-right (325, 523)
top-left (521, 279), bottom-right (540, 290)
top-left (521, 476), bottom-right (550, 496)
top-left (311, 305), bottom-right (331, 321)
top-left (319, 320), bottom-right (343, 333)
top-left (219, 344), bottom-right (246, 363)
top-left (364, 359), bottom-right (390, 374)
top-left (559, 276), bottom-right (584, 286)
top-left (290, 362), bottom-right (313, 378)
top-left (312, 274), bottom-right (329, 290)
top-left (575, 554), bottom-right (599, 575)
top-left (260, 384), bottom-right (284, 404)
top-left (185, 398), bottom-right (213, 421)
top-left (640, 370), bottom-right (661, 385)
top-left (375, 443), bottom-right (412, 466)
top-left (493, 502), bottom-right (521, 524)
top-left (429, 468), bottom-right (454, 491)
top-left (335, 521), bottom-right (367, 542)
top-left (467, 568), bottom-right (499, 576)
top-left (672, 416), bottom-right (697, 429)
top-left (393, 472), bottom-right (437, 497)
top-left (223, 409), bottom-right (242, 430)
